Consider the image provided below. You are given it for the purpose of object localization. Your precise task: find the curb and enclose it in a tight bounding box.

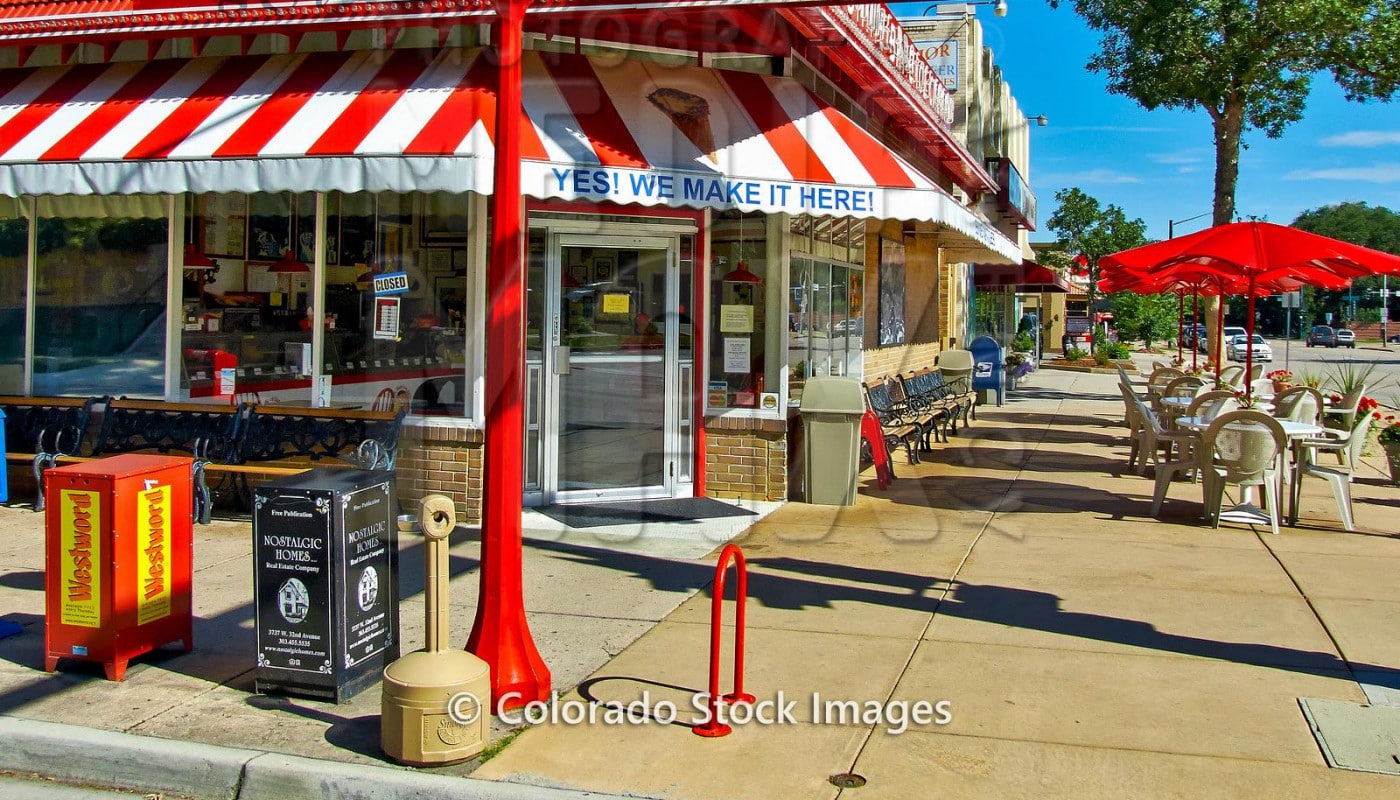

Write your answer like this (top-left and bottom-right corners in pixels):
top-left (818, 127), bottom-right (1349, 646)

top-left (0, 715), bottom-right (632, 800)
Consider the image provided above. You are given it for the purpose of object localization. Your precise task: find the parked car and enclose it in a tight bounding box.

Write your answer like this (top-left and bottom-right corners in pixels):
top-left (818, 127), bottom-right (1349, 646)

top-left (1306, 325), bottom-right (1337, 347)
top-left (1202, 326), bottom-right (1248, 353)
top-left (1226, 334), bottom-right (1273, 363)
top-left (1334, 328), bottom-right (1356, 348)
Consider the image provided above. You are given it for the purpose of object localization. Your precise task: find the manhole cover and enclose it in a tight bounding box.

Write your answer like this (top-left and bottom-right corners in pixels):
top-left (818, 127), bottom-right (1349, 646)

top-left (829, 773), bottom-right (866, 788)
top-left (1299, 698), bottom-right (1400, 775)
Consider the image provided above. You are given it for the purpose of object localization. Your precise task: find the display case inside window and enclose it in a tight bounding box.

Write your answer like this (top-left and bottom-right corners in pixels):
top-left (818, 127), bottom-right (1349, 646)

top-left (178, 190), bottom-right (473, 416)
top-left (707, 211), bottom-right (771, 411)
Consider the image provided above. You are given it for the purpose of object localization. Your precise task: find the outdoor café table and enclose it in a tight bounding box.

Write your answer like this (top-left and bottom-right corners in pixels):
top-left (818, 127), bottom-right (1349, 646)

top-left (1176, 416), bottom-right (1323, 526)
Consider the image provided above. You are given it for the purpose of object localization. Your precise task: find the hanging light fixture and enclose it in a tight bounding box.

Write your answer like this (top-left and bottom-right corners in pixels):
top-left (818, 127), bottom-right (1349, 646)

top-left (182, 243), bottom-right (215, 269)
top-left (721, 213), bottom-right (762, 284)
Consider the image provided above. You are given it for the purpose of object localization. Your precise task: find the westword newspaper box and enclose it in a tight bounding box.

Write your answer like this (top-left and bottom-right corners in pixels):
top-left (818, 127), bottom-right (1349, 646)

top-left (44, 454), bottom-right (195, 681)
top-left (253, 468), bottom-right (399, 703)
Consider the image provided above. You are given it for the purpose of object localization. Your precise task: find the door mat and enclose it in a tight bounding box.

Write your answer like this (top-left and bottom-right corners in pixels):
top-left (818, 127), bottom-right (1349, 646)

top-left (1298, 697), bottom-right (1400, 775)
top-left (533, 498), bottom-right (757, 529)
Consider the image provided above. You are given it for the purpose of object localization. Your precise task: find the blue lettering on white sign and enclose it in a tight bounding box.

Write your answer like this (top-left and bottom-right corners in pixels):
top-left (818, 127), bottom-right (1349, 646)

top-left (547, 168), bottom-right (876, 215)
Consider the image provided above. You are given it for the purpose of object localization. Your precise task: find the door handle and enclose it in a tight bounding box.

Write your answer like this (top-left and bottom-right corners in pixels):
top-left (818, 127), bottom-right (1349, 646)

top-left (553, 345), bottom-right (571, 375)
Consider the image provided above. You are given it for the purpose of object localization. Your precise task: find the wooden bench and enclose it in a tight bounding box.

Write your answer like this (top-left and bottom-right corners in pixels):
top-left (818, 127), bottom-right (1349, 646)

top-left (883, 375), bottom-right (949, 448)
top-left (76, 398), bottom-right (249, 524)
top-left (2, 395), bottom-right (106, 511)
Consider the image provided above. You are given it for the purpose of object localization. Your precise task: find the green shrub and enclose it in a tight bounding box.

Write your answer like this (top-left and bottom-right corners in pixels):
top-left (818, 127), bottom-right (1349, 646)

top-left (1106, 341), bottom-right (1131, 359)
top-left (1065, 346), bottom-right (1089, 361)
top-left (1012, 333), bottom-right (1036, 352)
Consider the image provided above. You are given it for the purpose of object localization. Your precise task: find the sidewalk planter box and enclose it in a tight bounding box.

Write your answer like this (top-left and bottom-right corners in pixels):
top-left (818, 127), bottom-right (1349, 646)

top-left (253, 468), bottom-right (399, 703)
top-left (43, 454), bottom-right (195, 681)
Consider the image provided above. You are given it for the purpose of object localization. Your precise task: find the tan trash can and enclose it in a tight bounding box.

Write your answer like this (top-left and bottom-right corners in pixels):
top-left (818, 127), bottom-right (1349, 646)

top-left (799, 376), bottom-right (865, 506)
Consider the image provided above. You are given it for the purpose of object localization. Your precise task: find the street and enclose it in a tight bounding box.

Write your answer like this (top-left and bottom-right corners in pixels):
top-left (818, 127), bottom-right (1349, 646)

top-left (1262, 338), bottom-right (1400, 400)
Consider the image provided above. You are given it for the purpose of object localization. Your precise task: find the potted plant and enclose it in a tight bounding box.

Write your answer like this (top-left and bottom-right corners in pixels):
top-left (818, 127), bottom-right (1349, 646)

top-left (1378, 411), bottom-right (1400, 486)
top-left (1266, 369), bottom-right (1294, 395)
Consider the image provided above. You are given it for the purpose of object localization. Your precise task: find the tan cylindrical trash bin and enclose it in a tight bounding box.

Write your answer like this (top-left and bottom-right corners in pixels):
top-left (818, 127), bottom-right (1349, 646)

top-left (799, 376), bottom-right (865, 506)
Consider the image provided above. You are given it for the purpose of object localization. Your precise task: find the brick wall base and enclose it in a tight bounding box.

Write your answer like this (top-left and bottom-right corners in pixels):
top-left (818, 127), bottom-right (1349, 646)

top-left (863, 342), bottom-right (945, 381)
top-left (396, 424), bottom-right (485, 525)
top-left (702, 416), bottom-right (788, 502)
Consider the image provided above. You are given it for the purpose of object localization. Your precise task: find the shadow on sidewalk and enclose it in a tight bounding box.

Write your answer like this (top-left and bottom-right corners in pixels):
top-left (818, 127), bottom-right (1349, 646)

top-left (0, 528), bottom-right (480, 717)
top-left (531, 539), bottom-right (1397, 704)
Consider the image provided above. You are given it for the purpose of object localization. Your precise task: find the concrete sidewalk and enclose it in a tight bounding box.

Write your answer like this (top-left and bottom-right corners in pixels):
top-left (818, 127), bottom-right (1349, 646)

top-left (3, 364), bottom-right (1400, 798)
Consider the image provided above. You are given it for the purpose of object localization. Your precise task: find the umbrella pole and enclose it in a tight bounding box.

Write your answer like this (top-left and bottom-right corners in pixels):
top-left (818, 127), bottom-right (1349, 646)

top-left (1216, 293), bottom-right (1227, 383)
top-left (1192, 290), bottom-right (1200, 371)
top-left (1245, 291), bottom-right (1256, 402)
top-left (1177, 292), bottom-right (1184, 362)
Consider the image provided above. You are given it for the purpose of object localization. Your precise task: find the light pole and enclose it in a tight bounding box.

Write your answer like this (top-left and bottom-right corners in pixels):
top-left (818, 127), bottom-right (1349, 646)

top-left (923, 0), bottom-right (1009, 16)
top-left (1168, 212), bottom-right (1211, 239)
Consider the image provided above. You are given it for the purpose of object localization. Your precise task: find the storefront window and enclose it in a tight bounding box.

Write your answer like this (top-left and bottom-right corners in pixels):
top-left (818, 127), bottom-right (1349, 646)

top-left (35, 198), bottom-right (168, 397)
top-left (788, 256), bottom-right (864, 391)
top-left (707, 211), bottom-right (770, 412)
top-left (178, 190), bottom-right (474, 416)
top-left (0, 214), bottom-right (26, 394)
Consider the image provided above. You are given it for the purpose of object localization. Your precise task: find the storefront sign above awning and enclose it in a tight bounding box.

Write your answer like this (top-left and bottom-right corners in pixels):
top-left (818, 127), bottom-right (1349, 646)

top-left (0, 47), bottom-right (1020, 262)
top-left (973, 260), bottom-right (1072, 293)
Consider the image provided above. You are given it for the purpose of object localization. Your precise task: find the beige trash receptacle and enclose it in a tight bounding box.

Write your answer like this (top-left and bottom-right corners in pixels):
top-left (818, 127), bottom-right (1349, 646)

top-left (799, 376), bottom-right (866, 506)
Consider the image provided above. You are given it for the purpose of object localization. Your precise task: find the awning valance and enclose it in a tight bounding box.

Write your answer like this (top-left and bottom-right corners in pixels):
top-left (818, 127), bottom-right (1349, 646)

top-left (974, 260), bottom-right (1071, 293)
top-left (0, 47), bottom-right (1020, 262)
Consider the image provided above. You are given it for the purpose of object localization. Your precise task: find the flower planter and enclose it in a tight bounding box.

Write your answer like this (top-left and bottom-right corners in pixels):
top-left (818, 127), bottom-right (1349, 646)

top-left (1383, 442), bottom-right (1400, 487)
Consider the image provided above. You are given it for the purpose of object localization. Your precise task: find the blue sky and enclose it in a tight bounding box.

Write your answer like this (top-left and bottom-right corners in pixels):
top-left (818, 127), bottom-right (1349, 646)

top-left (891, 1), bottom-right (1400, 242)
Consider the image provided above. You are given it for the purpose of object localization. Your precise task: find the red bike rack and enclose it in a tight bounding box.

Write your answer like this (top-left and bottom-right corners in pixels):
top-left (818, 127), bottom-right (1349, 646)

top-left (694, 543), bottom-right (754, 738)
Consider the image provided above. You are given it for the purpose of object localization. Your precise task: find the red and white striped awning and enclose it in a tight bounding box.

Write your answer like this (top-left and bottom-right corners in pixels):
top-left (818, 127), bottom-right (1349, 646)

top-left (0, 47), bottom-right (1019, 261)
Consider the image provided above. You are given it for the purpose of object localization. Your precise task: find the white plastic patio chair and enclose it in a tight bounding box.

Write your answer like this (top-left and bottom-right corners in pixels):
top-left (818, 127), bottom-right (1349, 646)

top-left (1291, 411), bottom-right (1377, 531)
top-left (1150, 390), bottom-right (1239, 516)
top-left (1132, 392), bottom-right (1196, 477)
top-left (1199, 410), bottom-right (1288, 536)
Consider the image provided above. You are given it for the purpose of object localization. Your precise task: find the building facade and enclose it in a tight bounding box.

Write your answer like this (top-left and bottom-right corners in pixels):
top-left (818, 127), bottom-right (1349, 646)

top-left (0, 2), bottom-right (1026, 523)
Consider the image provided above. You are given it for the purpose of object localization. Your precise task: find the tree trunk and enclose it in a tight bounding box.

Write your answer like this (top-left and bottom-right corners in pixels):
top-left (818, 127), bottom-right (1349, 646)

top-left (1205, 97), bottom-right (1246, 362)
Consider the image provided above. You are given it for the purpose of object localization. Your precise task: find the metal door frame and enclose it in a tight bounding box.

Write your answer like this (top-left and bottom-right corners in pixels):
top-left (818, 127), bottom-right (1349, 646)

top-left (524, 219), bottom-right (693, 506)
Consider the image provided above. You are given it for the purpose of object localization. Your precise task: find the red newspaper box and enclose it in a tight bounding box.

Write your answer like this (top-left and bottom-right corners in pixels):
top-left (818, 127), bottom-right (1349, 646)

top-left (44, 454), bottom-right (195, 681)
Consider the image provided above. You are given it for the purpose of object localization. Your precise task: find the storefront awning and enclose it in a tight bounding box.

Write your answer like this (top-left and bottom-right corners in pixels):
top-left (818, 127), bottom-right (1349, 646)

top-left (974, 260), bottom-right (1072, 293)
top-left (0, 47), bottom-right (1020, 262)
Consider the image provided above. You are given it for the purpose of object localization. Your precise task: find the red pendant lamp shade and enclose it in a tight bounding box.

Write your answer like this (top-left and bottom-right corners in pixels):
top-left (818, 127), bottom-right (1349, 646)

top-left (182, 243), bottom-right (215, 269)
top-left (268, 248), bottom-right (310, 273)
top-left (721, 261), bottom-right (762, 284)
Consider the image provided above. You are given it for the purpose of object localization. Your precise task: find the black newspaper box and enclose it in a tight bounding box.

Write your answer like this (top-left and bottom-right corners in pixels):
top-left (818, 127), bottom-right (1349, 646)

top-left (252, 468), bottom-right (399, 702)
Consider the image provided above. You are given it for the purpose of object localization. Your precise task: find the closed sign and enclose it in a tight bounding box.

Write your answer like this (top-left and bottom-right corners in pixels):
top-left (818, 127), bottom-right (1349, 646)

top-left (373, 272), bottom-right (410, 295)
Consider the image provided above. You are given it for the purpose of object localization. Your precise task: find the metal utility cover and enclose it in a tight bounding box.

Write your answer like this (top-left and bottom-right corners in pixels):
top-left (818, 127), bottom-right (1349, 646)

top-left (1298, 698), bottom-right (1400, 776)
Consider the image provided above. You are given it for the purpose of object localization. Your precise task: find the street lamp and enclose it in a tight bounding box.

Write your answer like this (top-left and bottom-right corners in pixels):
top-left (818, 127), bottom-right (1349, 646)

top-left (923, 1), bottom-right (1009, 16)
top-left (1026, 114), bottom-right (1048, 127)
top-left (1168, 212), bottom-right (1211, 239)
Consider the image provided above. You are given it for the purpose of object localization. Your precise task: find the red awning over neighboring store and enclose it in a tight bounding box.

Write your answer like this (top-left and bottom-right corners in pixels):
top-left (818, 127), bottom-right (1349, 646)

top-left (0, 47), bottom-right (1022, 260)
top-left (973, 260), bottom-right (1071, 293)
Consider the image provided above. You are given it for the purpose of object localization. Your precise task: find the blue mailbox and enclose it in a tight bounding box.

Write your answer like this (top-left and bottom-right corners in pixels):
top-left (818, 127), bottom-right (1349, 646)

top-left (969, 335), bottom-right (1005, 407)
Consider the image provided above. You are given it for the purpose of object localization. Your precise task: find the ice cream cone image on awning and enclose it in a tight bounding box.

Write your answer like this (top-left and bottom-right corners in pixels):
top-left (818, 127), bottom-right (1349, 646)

top-left (647, 87), bottom-right (716, 164)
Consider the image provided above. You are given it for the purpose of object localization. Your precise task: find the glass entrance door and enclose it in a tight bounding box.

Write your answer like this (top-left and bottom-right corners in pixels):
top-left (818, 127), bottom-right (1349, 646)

top-left (525, 228), bottom-right (692, 505)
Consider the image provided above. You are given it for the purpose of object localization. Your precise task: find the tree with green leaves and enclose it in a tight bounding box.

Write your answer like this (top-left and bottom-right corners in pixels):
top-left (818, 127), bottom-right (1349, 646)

top-left (1045, 187), bottom-right (1149, 324)
top-left (1108, 291), bottom-right (1181, 348)
top-left (1292, 202), bottom-right (1400, 327)
top-left (1052, 0), bottom-right (1399, 350)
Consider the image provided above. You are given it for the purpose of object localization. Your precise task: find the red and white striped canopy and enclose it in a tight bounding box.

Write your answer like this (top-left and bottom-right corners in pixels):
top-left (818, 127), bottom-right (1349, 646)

top-left (0, 47), bottom-right (1019, 261)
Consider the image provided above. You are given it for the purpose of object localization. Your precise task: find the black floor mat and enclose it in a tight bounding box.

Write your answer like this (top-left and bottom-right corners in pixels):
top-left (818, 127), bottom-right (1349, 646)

top-left (532, 497), bottom-right (758, 529)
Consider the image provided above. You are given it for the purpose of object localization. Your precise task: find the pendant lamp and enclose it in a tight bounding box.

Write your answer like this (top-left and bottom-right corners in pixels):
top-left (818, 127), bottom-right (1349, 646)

top-left (721, 214), bottom-right (762, 284)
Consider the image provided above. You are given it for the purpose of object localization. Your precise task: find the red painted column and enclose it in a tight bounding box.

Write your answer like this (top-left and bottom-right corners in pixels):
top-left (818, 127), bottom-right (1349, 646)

top-left (467, 0), bottom-right (551, 712)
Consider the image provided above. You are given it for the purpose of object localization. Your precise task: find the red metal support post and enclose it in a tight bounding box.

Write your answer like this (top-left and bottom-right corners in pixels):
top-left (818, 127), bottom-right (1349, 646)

top-left (694, 544), bottom-right (753, 738)
top-left (466, 0), bottom-right (551, 713)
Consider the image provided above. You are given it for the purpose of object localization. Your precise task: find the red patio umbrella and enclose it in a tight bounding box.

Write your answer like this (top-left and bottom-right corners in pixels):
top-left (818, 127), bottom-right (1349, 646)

top-left (1101, 222), bottom-right (1400, 397)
